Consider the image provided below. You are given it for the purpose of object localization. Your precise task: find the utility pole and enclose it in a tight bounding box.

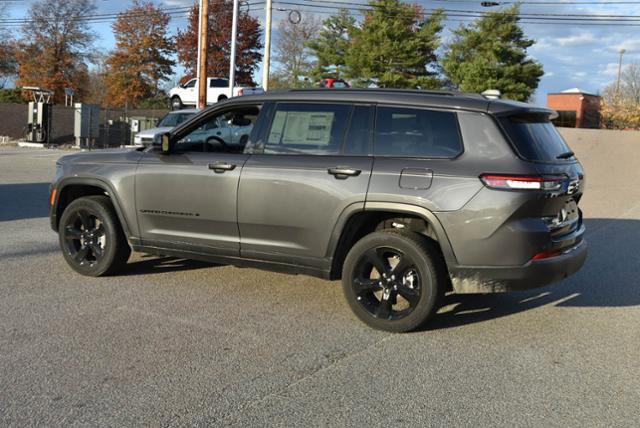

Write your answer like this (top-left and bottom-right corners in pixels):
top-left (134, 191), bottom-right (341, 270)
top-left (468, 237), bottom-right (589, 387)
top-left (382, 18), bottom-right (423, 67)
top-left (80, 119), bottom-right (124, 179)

top-left (197, 0), bottom-right (209, 110)
top-left (228, 0), bottom-right (239, 98)
top-left (262, 0), bottom-right (273, 91)
top-left (616, 48), bottom-right (626, 97)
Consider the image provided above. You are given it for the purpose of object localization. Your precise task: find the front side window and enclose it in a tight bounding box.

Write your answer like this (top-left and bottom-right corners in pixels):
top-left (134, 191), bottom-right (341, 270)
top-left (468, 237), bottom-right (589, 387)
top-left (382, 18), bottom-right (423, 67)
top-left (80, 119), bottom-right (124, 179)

top-left (183, 79), bottom-right (196, 89)
top-left (375, 107), bottom-right (463, 158)
top-left (264, 103), bottom-right (352, 155)
top-left (175, 105), bottom-right (261, 153)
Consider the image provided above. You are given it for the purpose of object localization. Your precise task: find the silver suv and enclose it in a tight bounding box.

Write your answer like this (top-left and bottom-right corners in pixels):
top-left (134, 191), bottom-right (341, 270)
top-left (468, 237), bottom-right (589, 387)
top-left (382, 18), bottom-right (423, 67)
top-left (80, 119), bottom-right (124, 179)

top-left (50, 89), bottom-right (587, 332)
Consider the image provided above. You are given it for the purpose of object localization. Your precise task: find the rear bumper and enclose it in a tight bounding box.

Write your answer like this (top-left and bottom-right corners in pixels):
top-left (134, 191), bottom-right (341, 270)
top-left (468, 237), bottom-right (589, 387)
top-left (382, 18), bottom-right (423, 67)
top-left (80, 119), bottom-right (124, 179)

top-left (448, 239), bottom-right (588, 293)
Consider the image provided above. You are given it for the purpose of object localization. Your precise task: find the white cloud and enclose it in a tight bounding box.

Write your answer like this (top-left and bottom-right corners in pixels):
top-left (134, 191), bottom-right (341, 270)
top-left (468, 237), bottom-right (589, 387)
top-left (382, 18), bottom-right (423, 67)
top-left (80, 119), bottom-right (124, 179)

top-left (555, 32), bottom-right (597, 47)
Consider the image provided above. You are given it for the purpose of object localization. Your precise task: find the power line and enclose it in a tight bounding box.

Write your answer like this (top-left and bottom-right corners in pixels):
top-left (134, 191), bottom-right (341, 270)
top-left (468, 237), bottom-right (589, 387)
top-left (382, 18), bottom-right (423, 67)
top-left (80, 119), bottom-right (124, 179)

top-left (275, 1), bottom-right (640, 25)
top-left (301, 0), bottom-right (640, 18)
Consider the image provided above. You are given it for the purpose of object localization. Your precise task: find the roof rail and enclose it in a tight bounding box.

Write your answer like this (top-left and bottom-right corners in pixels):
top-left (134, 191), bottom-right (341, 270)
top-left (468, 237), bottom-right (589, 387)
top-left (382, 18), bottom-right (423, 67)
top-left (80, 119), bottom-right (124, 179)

top-left (285, 88), bottom-right (484, 99)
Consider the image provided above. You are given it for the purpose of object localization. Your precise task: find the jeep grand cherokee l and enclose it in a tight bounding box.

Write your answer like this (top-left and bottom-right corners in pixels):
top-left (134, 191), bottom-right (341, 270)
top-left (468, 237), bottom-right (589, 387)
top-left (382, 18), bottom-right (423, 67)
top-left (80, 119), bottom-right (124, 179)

top-left (50, 89), bottom-right (587, 332)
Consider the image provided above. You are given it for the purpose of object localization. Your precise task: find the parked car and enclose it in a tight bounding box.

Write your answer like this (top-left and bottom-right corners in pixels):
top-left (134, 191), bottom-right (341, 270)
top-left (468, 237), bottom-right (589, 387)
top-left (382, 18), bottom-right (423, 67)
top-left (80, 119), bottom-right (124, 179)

top-left (50, 89), bottom-right (587, 332)
top-left (169, 77), bottom-right (264, 110)
top-left (133, 109), bottom-right (198, 147)
top-left (318, 78), bottom-right (350, 88)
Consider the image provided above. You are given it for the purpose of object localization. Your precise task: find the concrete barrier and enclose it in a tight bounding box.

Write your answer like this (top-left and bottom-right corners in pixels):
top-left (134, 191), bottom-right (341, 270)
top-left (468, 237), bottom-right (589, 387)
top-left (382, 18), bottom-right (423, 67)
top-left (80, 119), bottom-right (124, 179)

top-left (558, 127), bottom-right (640, 223)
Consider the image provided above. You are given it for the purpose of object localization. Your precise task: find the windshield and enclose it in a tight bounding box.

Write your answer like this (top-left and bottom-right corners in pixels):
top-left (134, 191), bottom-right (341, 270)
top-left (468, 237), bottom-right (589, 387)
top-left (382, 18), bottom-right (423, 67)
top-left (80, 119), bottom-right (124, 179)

top-left (158, 112), bottom-right (196, 128)
top-left (500, 115), bottom-right (574, 162)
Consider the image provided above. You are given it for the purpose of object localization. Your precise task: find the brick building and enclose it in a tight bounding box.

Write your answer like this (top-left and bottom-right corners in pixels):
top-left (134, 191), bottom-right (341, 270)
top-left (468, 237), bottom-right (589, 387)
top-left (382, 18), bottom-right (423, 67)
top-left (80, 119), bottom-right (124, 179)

top-left (547, 88), bottom-right (601, 128)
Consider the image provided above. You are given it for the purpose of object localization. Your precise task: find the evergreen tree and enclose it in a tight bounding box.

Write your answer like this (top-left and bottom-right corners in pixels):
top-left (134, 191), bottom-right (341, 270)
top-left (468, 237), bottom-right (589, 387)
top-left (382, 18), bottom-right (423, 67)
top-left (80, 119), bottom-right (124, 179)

top-left (307, 9), bottom-right (356, 81)
top-left (442, 5), bottom-right (543, 101)
top-left (345, 0), bottom-right (444, 89)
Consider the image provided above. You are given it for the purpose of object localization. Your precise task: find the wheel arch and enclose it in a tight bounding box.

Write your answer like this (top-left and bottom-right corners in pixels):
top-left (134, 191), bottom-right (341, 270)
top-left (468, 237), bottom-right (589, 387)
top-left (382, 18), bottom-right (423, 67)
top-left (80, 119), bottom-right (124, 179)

top-left (327, 202), bottom-right (458, 280)
top-left (52, 177), bottom-right (133, 239)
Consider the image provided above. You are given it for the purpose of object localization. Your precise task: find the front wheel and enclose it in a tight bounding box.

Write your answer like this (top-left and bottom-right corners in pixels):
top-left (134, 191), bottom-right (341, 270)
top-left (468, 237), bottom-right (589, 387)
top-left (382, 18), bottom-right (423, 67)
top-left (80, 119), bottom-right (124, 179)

top-left (342, 231), bottom-right (446, 332)
top-left (58, 196), bottom-right (131, 277)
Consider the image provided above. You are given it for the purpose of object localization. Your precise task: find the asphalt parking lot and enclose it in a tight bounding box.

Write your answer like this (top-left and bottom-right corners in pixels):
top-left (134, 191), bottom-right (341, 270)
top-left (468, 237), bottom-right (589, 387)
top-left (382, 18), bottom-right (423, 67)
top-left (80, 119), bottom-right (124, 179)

top-left (1, 138), bottom-right (639, 426)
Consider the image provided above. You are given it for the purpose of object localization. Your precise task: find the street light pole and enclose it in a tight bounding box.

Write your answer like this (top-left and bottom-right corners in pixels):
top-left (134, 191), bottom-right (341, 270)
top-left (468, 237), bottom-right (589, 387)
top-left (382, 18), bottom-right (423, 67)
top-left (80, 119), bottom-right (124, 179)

top-left (229, 0), bottom-right (239, 98)
top-left (197, 0), bottom-right (209, 110)
top-left (616, 48), bottom-right (626, 97)
top-left (262, 0), bottom-right (273, 91)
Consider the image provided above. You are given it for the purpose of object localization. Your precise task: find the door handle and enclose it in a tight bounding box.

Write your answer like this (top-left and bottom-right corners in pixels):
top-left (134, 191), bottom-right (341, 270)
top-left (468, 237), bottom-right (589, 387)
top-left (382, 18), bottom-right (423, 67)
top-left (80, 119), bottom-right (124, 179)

top-left (328, 167), bottom-right (362, 179)
top-left (209, 162), bottom-right (236, 173)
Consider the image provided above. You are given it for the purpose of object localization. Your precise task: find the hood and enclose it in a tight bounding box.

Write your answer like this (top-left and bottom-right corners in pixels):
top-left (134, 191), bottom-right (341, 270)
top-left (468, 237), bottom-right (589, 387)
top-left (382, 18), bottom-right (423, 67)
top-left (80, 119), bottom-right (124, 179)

top-left (136, 126), bottom-right (174, 138)
top-left (58, 148), bottom-right (143, 165)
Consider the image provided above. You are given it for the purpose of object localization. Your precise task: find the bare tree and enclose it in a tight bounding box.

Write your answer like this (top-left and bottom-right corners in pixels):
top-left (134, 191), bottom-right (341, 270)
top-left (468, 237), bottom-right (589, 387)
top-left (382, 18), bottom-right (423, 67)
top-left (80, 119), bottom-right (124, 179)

top-left (603, 62), bottom-right (640, 107)
top-left (272, 14), bottom-right (321, 88)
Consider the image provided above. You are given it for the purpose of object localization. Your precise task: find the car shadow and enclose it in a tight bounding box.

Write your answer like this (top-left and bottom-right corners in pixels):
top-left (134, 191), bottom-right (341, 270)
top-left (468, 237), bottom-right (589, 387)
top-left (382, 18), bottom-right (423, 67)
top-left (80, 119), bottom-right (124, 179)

top-left (423, 217), bottom-right (640, 331)
top-left (0, 182), bottom-right (51, 222)
top-left (122, 256), bottom-right (221, 276)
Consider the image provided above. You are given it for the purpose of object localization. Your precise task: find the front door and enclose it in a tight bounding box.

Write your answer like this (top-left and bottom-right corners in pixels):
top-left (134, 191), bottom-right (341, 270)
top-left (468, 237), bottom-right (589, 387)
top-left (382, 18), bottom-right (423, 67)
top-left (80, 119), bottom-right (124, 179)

top-left (135, 105), bottom-right (261, 256)
top-left (238, 103), bottom-right (374, 266)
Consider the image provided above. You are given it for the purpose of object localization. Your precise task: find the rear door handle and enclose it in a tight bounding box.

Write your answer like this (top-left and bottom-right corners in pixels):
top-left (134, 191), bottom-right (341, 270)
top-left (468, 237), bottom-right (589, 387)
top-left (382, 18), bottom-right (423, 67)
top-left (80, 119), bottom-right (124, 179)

top-left (328, 167), bottom-right (362, 179)
top-left (209, 162), bottom-right (236, 173)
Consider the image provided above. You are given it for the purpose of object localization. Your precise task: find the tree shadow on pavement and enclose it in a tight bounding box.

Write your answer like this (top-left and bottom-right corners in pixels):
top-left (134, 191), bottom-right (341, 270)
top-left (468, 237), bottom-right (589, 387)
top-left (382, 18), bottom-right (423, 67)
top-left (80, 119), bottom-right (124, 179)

top-left (424, 218), bottom-right (640, 331)
top-left (0, 183), bottom-right (50, 222)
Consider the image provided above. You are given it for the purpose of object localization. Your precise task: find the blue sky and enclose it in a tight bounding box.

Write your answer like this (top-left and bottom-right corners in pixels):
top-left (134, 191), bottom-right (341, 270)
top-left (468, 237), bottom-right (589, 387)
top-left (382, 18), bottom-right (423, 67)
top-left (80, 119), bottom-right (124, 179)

top-left (4, 0), bottom-right (640, 105)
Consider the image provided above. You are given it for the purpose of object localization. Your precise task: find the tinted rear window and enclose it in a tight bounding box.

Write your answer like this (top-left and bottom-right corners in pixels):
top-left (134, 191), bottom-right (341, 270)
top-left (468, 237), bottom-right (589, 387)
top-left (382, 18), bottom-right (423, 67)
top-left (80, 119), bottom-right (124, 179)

top-left (375, 107), bottom-right (462, 158)
top-left (500, 116), bottom-right (573, 162)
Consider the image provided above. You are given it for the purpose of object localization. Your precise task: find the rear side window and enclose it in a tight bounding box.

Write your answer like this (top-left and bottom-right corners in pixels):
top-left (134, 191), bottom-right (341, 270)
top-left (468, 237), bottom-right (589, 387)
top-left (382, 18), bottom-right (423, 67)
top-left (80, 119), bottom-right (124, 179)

top-left (210, 78), bottom-right (228, 88)
top-left (265, 103), bottom-right (352, 155)
top-left (375, 107), bottom-right (462, 158)
top-left (500, 115), bottom-right (574, 162)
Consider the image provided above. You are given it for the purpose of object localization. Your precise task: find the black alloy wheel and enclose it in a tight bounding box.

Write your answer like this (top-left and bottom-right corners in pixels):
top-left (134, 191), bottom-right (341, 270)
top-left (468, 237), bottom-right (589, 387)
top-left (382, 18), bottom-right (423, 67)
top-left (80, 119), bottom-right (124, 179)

top-left (62, 210), bottom-right (106, 268)
top-left (58, 196), bottom-right (130, 277)
top-left (352, 247), bottom-right (422, 321)
top-left (342, 231), bottom-right (445, 332)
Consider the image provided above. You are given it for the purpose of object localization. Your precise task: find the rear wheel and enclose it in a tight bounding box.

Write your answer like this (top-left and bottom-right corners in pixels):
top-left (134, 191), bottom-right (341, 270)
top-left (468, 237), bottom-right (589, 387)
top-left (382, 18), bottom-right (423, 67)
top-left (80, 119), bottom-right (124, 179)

top-left (218, 95), bottom-right (228, 102)
top-left (171, 96), bottom-right (183, 111)
top-left (342, 231), bottom-right (445, 332)
top-left (58, 196), bottom-right (131, 277)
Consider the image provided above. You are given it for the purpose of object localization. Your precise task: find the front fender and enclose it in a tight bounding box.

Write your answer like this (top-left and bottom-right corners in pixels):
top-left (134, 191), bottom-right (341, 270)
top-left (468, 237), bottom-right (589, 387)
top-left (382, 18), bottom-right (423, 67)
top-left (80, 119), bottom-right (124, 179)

top-left (50, 177), bottom-right (136, 241)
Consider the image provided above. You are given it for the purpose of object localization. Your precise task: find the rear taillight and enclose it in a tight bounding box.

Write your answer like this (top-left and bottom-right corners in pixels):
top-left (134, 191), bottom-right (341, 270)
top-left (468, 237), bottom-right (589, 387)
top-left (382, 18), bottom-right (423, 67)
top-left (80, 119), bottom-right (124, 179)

top-left (531, 249), bottom-right (562, 260)
top-left (480, 174), bottom-right (565, 191)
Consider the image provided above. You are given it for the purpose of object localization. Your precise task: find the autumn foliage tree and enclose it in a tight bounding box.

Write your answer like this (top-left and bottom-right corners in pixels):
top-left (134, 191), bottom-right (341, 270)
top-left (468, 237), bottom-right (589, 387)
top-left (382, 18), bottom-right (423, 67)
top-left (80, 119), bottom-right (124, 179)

top-left (0, 4), bottom-right (17, 88)
top-left (104, 0), bottom-right (176, 108)
top-left (176, 0), bottom-right (263, 85)
top-left (16, 0), bottom-right (96, 103)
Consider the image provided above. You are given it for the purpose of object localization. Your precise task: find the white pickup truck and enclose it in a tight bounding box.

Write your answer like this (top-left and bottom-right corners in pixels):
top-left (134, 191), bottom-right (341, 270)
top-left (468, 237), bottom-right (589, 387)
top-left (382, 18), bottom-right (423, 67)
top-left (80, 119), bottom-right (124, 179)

top-left (168, 77), bottom-right (263, 110)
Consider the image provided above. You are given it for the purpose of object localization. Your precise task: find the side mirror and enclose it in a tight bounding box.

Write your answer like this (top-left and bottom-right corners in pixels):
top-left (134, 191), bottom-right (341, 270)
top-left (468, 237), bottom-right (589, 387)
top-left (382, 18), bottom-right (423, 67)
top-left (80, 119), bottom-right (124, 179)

top-left (152, 132), bottom-right (173, 153)
top-left (161, 133), bottom-right (172, 153)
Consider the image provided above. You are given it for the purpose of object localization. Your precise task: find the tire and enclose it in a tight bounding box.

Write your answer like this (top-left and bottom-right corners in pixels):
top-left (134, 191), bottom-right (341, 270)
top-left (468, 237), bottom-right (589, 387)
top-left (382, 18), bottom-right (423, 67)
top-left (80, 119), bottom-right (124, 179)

top-left (171, 96), bottom-right (183, 111)
top-left (218, 95), bottom-right (227, 102)
top-left (341, 230), bottom-right (446, 332)
top-left (58, 195), bottom-right (131, 277)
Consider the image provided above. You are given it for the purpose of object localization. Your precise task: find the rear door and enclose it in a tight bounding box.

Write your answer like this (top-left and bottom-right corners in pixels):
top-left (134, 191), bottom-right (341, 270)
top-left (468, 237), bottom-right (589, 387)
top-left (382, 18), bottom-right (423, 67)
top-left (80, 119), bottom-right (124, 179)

top-left (367, 105), bottom-right (480, 212)
top-left (238, 102), bottom-right (374, 266)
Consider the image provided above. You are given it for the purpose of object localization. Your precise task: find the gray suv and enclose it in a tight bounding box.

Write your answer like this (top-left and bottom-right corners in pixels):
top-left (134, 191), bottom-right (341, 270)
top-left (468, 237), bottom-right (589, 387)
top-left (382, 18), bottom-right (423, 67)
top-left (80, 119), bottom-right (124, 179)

top-left (50, 89), bottom-right (587, 332)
